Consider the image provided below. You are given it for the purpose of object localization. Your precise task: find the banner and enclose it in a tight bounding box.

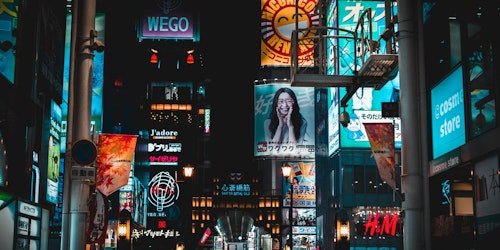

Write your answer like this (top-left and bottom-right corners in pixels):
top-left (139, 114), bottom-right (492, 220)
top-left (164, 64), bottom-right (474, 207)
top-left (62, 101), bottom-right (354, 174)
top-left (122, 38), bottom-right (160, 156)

top-left (96, 133), bottom-right (138, 196)
top-left (362, 123), bottom-right (396, 189)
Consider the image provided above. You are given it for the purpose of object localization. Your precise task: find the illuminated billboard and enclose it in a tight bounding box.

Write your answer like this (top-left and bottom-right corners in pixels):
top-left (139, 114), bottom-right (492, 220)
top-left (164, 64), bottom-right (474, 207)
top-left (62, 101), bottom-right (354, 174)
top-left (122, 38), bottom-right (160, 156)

top-left (0, 0), bottom-right (17, 84)
top-left (430, 65), bottom-right (465, 159)
top-left (282, 161), bottom-right (316, 208)
top-left (139, 0), bottom-right (199, 41)
top-left (339, 85), bottom-right (401, 148)
top-left (260, 0), bottom-right (320, 67)
top-left (254, 83), bottom-right (315, 158)
top-left (327, 88), bottom-right (340, 156)
top-left (338, 0), bottom-right (398, 75)
top-left (46, 100), bottom-right (62, 204)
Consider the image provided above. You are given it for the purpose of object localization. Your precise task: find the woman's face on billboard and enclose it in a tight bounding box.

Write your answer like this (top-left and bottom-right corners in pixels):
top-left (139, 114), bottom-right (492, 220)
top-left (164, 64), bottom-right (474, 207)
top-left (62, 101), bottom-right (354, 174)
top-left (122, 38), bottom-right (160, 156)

top-left (277, 92), bottom-right (294, 115)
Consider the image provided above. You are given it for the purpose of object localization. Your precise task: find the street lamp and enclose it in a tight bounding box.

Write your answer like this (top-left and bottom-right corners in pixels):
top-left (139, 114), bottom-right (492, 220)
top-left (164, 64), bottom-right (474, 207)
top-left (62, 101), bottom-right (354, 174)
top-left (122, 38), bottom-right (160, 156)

top-left (281, 164), bottom-right (293, 250)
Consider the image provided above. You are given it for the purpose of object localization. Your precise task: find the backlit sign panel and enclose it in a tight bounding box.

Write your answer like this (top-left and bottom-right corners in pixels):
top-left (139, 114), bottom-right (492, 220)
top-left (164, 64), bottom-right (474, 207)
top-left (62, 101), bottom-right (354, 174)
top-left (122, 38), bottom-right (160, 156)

top-left (260, 0), bottom-right (320, 66)
top-left (339, 86), bottom-right (401, 148)
top-left (140, 0), bottom-right (198, 41)
top-left (46, 100), bottom-right (61, 204)
top-left (254, 83), bottom-right (316, 158)
top-left (327, 88), bottom-right (340, 156)
top-left (353, 206), bottom-right (402, 238)
top-left (431, 65), bottom-right (465, 159)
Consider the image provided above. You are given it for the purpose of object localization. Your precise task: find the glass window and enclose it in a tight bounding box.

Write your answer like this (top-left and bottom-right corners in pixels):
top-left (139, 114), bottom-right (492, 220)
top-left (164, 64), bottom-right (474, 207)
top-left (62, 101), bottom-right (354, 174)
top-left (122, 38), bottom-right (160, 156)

top-left (467, 41), bottom-right (496, 137)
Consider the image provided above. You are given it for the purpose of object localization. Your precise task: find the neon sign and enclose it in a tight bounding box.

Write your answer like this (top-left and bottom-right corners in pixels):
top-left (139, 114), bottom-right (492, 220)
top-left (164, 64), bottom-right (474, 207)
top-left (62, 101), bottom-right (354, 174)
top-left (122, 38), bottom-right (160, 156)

top-left (363, 212), bottom-right (399, 237)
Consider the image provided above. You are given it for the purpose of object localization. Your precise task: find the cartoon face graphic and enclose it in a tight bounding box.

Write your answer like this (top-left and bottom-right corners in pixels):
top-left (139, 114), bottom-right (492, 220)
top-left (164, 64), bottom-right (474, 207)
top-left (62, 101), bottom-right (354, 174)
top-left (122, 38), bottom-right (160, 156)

top-left (345, 113), bottom-right (364, 140)
top-left (273, 7), bottom-right (310, 40)
top-left (261, 0), bottom-right (320, 66)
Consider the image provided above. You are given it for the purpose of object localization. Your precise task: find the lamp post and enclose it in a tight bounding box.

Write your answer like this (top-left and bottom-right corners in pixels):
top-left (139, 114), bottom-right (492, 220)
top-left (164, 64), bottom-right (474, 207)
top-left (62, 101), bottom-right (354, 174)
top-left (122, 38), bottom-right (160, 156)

top-left (281, 164), bottom-right (293, 250)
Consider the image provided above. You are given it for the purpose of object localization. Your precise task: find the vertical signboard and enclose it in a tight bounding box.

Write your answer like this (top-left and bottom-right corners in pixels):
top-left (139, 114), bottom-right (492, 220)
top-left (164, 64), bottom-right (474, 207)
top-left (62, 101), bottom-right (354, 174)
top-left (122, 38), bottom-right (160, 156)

top-left (327, 88), bottom-right (340, 156)
top-left (260, 0), bottom-right (320, 66)
top-left (254, 83), bottom-right (315, 158)
top-left (474, 155), bottom-right (500, 237)
top-left (46, 100), bottom-right (62, 204)
top-left (282, 161), bottom-right (317, 249)
top-left (430, 65), bottom-right (465, 159)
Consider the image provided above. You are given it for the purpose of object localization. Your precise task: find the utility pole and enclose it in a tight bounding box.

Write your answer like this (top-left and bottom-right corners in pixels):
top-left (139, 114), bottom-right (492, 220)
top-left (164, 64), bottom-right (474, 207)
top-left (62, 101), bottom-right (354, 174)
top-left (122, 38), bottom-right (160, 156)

top-left (61, 0), bottom-right (97, 249)
top-left (397, 0), bottom-right (431, 249)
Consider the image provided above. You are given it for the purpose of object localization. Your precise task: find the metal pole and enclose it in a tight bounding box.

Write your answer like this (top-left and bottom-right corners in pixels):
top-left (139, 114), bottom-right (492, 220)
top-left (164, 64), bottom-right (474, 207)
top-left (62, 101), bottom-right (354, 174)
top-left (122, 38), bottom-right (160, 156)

top-left (61, 0), bottom-right (96, 249)
top-left (295, 0), bottom-right (298, 32)
top-left (289, 177), bottom-right (293, 250)
top-left (60, 0), bottom-right (78, 249)
top-left (397, 0), bottom-right (430, 249)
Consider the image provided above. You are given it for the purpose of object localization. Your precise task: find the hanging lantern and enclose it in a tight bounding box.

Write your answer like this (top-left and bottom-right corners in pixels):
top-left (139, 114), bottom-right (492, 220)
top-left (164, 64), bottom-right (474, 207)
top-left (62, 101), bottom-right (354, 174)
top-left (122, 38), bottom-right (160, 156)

top-left (186, 53), bottom-right (194, 64)
top-left (150, 53), bottom-right (158, 64)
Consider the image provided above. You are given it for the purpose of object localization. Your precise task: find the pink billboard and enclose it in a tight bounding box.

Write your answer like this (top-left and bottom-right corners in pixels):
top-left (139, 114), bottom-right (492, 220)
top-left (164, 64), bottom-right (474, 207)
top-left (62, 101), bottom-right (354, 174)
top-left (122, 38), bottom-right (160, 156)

top-left (140, 0), bottom-right (197, 40)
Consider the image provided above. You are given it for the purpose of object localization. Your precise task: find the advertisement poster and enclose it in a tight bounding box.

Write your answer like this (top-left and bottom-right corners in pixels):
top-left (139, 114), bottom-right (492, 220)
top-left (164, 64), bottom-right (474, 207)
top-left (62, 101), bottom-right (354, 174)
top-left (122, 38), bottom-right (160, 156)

top-left (339, 86), bottom-right (401, 149)
top-left (282, 161), bottom-right (316, 208)
top-left (260, 0), bottom-right (319, 66)
top-left (96, 133), bottom-right (138, 196)
top-left (46, 100), bottom-right (62, 204)
top-left (254, 83), bottom-right (315, 158)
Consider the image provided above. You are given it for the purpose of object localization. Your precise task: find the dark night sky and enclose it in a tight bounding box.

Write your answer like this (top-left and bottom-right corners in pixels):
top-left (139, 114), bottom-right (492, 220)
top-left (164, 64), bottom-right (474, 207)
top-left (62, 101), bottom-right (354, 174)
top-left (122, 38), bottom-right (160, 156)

top-left (200, 2), bottom-right (262, 171)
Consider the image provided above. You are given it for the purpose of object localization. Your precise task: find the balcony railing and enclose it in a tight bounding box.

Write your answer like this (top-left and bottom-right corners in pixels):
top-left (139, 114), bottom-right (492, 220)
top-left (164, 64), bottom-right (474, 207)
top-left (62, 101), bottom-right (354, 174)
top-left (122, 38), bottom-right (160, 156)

top-left (290, 8), bottom-right (398, 107)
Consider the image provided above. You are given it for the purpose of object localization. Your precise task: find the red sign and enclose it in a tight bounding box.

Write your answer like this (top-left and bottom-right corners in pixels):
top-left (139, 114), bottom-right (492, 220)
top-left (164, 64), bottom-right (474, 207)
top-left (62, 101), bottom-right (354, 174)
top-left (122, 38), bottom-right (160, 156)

top-left (363, 212), bottom-right (399, 236)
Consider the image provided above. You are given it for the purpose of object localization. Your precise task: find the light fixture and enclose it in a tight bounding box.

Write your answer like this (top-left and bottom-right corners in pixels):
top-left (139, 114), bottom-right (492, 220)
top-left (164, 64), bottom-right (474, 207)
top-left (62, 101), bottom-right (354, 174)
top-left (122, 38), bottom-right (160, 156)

top-left (358, 54), bottom-right (399, 78)
top-left (150, 48), bottom-right (159, 64)
top-left (337, 220), bottom-right (350, 240)
top-left (281, 164), bottom-right (293, 250)
top-left (91, 40), bottom-right (105, 52)
top-left (186, 49), bottom-right (195, 64)
top-left (336, 209), bottom-right (350, 250)
top-left (118, 222), bottom-right (127, 238)
top-left (150, 53), bottom-right (158, 64)
top-left (339, 108), bottom-right (350, 128)
top-left (183, 164), bottom-right (194, 178)
top-left (89, 29), bottom-right (105, 52)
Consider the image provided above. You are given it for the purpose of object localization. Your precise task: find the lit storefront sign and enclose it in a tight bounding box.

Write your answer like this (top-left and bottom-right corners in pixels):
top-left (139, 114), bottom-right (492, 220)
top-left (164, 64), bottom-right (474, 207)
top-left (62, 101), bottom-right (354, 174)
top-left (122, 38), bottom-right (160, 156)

top-left (147, 171), bottom-right (180, 218)
top-left (131, 228), bottom-right (180, 239)
top-left (149, 129), bottom-right (181, 166)
top-left (150, 129), bottom-right (179, 140)
top-left (149, 155), bottom-right (179, 166)
top-left (217, 172), bottom-right (252, 197)
top-left (353, 207), bottom-right (402, 238)
top-left (219, 183), bottom-right (251, 197)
